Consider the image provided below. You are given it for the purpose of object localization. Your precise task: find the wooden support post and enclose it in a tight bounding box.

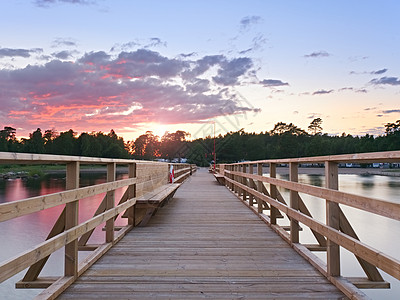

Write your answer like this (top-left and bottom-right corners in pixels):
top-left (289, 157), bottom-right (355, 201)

top-left (290, 162), bottom-right (299, 244)
top-left (237, 165), bottom-right (242, 197)
top-left (270, 163), bottom-right (278, 225)
top-left (106, 163), bottom-right (116, 243)
top-left (242, 164), bottom-right (247, 202)
top-left (326, 161), bottom-right (340, 277)
top-left (234, 165), bottom-right (238, 194)
top-left (257, 163), bottom-right (263, 214)
top-left (127, 163), bottom-right (136, 226)
top-left (249, 164), bottom-right (254, 206)
top-left (231, 165), bottom-right (234, 192)
top-left (65, 162), bottom-right (79, 277)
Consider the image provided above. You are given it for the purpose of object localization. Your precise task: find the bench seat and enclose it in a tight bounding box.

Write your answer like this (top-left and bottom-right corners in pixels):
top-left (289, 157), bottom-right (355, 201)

top-left (132, 183), bottom-right (181, 226)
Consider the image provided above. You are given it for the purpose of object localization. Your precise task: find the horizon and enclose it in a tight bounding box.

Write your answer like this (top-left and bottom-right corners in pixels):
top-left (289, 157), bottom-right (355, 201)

top-left (1, 1), bottom-right (399, 141)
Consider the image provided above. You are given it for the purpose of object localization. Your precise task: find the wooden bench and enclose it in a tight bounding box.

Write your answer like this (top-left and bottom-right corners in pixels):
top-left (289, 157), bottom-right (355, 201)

top-left (213, 173), bottom-right (225, 185)
top-left (129, 183), bottom-right (181, 226)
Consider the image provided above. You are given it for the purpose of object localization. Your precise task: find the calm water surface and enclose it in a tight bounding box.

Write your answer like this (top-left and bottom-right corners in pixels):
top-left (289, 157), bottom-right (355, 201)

top-left (0, 172), bottom-right (399, 299)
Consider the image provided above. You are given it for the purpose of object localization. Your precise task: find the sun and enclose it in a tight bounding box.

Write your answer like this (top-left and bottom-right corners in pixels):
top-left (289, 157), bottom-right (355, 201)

top-left (152, 124), bottom-right (167, 138)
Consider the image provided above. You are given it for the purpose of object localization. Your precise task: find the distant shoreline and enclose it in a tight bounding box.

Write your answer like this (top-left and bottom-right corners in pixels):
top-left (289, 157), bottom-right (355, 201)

top-left (262, 166), bottom-right (400, 177)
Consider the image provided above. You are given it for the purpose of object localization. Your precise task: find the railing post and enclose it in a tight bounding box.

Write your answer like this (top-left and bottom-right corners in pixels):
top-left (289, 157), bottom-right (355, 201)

top-left (65, 161), bottom-right (79, 277)
top-left (326, 161), bottom-right (340, 277)
top-left (257, 163), bottom-right (263, 214)
top-left (242, 164), bottom-right (247, 202)
top-left (106, 162), bottom-right (116, 243)
top-left (270, 163), bottom-right (278, 225)
top-left (127, 163), bottom-right (136, 226)
top-left (290, 162), bottom-right (299, 244)
top-left (234, 165), bottom-right (238, 194)
top-left (249, 164), bottom-right (254, 207)
top-left (229, 165), bottom-right (233, 190)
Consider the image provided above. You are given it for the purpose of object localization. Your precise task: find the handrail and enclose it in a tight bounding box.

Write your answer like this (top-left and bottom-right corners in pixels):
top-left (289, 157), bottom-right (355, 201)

top-left (218, 150), bottom-right (400, 299)
top-left (0, 151), bottom-right (196, 298)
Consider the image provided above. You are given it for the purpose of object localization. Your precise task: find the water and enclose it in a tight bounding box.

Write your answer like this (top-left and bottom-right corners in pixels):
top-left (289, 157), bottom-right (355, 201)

top-left (0, 172), bottom-right (399, 299)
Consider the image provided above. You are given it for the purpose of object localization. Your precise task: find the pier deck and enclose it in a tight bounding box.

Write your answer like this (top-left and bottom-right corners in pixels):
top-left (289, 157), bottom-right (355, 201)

top-left (58, 168), bottom-right (344, 299)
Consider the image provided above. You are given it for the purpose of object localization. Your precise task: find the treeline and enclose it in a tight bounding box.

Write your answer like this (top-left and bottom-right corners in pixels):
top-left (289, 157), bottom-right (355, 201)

top-left (0, 119), bottom-right (399, 167)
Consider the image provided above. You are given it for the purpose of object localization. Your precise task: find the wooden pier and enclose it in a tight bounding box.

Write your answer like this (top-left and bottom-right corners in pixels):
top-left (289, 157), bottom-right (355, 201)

top-left (58, 168), bottom-right (344, 299)
top-left (1, 151), bottom-right (400, 299)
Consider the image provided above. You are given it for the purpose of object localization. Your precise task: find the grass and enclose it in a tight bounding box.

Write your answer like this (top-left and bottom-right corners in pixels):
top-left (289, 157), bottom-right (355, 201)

top-left (0, 164), bottom-right (109, 178)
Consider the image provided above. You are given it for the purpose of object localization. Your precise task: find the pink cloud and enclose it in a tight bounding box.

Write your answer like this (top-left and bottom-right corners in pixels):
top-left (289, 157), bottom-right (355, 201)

top-left (0, 49), bottom-right (260, 138)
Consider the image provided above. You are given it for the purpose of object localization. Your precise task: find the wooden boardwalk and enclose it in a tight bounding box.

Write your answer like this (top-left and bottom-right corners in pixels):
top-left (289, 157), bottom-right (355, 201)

top-left (58, 168), bottom-right (345, 299)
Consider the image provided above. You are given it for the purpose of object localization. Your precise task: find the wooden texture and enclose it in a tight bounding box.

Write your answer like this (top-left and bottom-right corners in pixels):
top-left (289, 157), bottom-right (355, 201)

top-left (229, 170), bottom-right (400, 221)
top-left (224, 176), bottom-right (400, 282)
top-left (58, 169), bottom-right (344, 299)
top-left (65, 162), bottom-right (79, 277)
top-left (325, 161), bottom-right (340, 277)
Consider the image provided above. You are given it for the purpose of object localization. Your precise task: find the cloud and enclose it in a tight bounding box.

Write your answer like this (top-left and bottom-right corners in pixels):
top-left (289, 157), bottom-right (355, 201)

top-left (51, 50), bottom-right (78, 59)
top-left (312, 89), bottom-right (334, 95)
top-left (338, 87), bottom-right (368, 93)
top-left (382, 109), bottom-right (400, 114)
top-left (110, 38), bottom-right (166, 52)
top-left (240, 16), bottom-right (262, 31)
top-left (0, 48), bottom-right (260, 136)
top-left (371, 68), bottom-right (388, 75)
top-left (0, 47), bottom-right (43, 58)
top-left (260, 79), bottom-right (289, 87)
top-left (51, 38), bottom-right (77, 48)
top-left (212, 57), bottom-right (253, 85)
top-left (304, 51), bottom-right (330, 58)
top-left (370, 76), bottom-right (400, 86)
top-left (350, 68), bottom-right (388, 75)
top-left (144, 38), bottom-right (167, 48)
top-left (35, 0), bottom-right (94, 7)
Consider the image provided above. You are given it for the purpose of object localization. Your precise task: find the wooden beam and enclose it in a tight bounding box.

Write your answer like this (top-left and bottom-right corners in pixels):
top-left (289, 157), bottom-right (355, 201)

top-left (325, 161), bottom-right (340, 277)
top-left (290, 163), bottom-right (299, 244)
top-left (65, 162), bottom-right (79, 277)
top-left (16, 276), bottom-right (58, 289)
top-left (22, 208), bottom-right (66, 282)
top-left (347, 277), bottom-right (390, 289)
top-left (269, 163), bottom-right (278, 225)
top-left (127, 162), bottom-right (136, 226)
top-left (106, 163), bottom-right (116, 244)
top-left (339, 207), bottom-right (384, 282)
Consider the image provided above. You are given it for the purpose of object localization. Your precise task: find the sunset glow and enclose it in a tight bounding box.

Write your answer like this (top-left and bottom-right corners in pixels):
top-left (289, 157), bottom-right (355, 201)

top-left (0, 1), bottom-right (399, 141)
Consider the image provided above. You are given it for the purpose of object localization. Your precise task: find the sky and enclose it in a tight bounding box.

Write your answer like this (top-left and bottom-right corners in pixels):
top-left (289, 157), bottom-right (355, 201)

top-left (0, 0), bottom-right (399, 141)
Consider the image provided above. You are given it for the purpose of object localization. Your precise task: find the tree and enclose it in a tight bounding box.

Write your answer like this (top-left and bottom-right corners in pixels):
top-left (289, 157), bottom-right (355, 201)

top-left (23, 128), bottom-right (45, 153)
top-left (133, 131), bottom-right (160, 160)
top-left (385, 120), bottom-right (400, 135)
top-left (160, 130), bottom-right (190, 161)
top-left (270, 122), bottom-right (308, 136)
top-left (52, 129), bottom-right (78, 155)
top-left (0, 126), bottom-right (17, 152)
top-left (308, 118), bottom-right (323, 135)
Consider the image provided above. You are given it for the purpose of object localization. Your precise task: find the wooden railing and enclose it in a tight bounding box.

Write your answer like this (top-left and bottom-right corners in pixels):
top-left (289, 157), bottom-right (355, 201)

top-left (218, 150), bottom-right (400, 299)
top-left (0, 152), bottom-right (195, 299)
